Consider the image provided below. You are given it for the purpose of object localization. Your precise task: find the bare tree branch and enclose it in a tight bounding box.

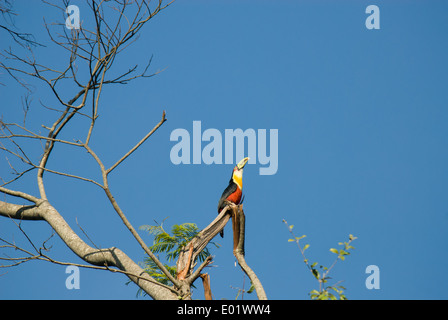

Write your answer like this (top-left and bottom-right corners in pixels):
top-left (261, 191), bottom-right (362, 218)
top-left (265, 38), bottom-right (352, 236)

top-left (0, 230), bottom-right (178, 296)
top-left (0, 187), bottom-right (40, 203)
top-left (0, 0), bottom-right (44, 48)
top-left (0, 199), bottom-right (179, 299)
top-left (107, 110), bottom-right (167, 174)
top-left (232, 205), bottom-right (268, 300)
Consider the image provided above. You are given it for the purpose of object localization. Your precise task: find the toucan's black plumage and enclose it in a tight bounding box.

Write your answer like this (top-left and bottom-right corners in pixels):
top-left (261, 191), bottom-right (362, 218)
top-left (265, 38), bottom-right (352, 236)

top-left (217, 178), bottom-right (238, 212)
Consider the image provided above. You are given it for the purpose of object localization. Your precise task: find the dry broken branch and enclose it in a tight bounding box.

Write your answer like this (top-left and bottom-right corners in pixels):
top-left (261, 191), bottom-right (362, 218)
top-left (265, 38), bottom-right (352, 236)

top-left (176, 206), bottom-right (233, 282)
top-left (232, 205), bottom-right (268, 300)
top-left (175, 204), bottom-right (267, 300)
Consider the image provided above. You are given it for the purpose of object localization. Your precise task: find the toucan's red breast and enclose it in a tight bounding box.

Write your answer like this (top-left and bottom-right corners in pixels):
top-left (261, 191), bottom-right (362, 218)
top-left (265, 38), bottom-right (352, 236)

top-left (225, 186), bottom-right (242, 207)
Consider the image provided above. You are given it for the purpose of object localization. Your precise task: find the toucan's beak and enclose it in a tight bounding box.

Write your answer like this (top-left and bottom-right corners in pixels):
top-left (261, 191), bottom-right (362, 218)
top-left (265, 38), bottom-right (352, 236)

top-left (237, 157), bottom-right (249, 170)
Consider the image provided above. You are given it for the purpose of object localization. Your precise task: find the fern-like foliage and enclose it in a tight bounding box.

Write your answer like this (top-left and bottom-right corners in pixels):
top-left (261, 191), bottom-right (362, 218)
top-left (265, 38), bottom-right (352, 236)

top-left (129, 219), bottom-right (220, 296)
top-left (140, 221), bottom-right (219, 263)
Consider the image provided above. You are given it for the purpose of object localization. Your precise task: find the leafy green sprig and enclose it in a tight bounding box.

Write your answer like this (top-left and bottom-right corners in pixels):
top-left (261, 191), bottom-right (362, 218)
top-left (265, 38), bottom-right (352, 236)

top-left (283, 219), bottom-right (357, 300)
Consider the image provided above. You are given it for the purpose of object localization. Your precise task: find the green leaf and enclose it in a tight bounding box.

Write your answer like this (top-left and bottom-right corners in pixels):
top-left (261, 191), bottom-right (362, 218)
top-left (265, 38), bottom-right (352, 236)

top-left (303, 244), bottom-right (310, 251)
top-left (317, 291), bottom-right (329, 300)
top-left (288, 238), bottom-right (295, 242)
top-left (309, 289), bottom-right (320, 299)
top-left (329, 248), bottom-right (339, 254)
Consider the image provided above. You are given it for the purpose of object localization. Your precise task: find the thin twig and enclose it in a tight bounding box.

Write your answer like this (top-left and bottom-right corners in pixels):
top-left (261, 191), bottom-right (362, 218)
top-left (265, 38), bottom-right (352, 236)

top-left (107, 110), bottom-right (167, 174)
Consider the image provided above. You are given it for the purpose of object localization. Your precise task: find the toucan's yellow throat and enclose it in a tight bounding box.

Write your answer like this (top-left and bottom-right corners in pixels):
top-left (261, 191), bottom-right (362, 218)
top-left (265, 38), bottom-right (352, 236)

top-left (232, 157), bottom-right (249, 189)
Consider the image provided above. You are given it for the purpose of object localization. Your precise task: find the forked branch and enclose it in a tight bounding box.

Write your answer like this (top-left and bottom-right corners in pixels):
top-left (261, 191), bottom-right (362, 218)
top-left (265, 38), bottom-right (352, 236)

top-left (175, 204), bottom-right (267, 300)
top-left (176, 206), bottom-right (232, 283)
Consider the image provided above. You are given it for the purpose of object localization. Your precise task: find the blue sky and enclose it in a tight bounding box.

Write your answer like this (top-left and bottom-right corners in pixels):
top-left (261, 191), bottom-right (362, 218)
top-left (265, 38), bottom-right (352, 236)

top-left (1, 0), bottom-right (448, 300)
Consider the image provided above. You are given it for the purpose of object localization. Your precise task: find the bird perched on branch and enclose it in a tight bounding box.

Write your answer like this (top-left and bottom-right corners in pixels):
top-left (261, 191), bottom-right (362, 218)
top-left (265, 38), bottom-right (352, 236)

top-left (217, 157), bottom-right (249, 238)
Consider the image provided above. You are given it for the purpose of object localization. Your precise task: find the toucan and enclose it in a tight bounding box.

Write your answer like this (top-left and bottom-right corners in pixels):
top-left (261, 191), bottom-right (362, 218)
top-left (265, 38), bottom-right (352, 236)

top-left (217, 157), bottom-right (249, 238)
